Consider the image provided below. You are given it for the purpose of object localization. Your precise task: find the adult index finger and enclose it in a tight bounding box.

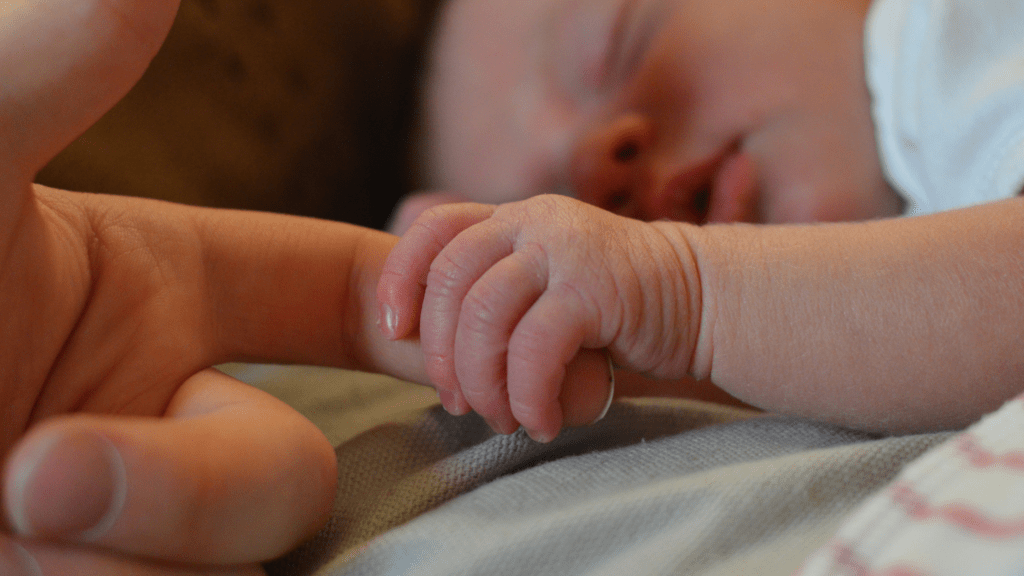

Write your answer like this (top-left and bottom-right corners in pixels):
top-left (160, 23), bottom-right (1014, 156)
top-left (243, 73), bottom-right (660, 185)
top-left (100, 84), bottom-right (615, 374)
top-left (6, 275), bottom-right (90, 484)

top-left (54, 189), bottom-right (430, 386)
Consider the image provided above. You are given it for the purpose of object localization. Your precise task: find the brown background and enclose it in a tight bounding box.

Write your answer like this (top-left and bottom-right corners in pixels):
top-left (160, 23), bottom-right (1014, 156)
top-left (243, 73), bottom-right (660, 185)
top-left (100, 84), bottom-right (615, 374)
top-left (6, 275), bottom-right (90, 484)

top-left (38, 0), bottom-right (442, 230)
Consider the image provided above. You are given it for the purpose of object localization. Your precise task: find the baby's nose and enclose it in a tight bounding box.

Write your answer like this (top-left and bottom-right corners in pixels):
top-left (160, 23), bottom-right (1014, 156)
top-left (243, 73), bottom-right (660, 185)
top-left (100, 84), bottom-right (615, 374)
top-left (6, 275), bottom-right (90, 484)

top-left (569, 114), bottom-right (654, 218)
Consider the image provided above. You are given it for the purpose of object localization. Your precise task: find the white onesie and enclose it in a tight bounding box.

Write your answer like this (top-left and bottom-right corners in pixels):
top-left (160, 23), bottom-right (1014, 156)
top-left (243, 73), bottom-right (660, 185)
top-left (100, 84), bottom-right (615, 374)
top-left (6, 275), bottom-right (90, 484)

top-left (865, 0), bottom-right (1024, 216)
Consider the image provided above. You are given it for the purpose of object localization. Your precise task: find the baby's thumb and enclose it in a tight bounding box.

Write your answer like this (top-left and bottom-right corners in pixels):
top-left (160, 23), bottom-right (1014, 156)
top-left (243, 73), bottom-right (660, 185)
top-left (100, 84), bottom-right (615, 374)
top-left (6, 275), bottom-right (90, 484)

top-left (0, 0), bottom-right (179, 178)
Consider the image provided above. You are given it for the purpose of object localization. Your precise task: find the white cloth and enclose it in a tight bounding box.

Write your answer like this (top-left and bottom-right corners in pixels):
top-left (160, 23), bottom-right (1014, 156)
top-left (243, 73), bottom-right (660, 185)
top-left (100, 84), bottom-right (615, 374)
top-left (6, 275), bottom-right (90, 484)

top-left (797, 393), bottom-right (1024, 576)
top-left (865, 0), bottom-right (1024, 216)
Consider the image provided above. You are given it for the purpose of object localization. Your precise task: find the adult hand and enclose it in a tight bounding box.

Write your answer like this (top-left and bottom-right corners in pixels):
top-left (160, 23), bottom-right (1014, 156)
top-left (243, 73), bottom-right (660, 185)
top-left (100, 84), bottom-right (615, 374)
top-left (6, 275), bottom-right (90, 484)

top-left (0, 0), bottom-right (424, 573)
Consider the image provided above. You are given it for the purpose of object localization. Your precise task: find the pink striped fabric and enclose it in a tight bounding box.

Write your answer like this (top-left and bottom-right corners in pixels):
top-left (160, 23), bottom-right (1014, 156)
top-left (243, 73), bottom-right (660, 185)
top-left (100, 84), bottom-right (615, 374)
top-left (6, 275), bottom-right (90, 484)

top-left (796, 394), bottom-right (1024, 576)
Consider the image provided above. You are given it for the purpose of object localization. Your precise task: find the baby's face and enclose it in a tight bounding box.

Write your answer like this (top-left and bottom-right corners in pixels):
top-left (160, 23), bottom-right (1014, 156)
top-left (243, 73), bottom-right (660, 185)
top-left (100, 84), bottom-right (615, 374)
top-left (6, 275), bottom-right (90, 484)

top-left (424, 0), bottom-right (903, 223)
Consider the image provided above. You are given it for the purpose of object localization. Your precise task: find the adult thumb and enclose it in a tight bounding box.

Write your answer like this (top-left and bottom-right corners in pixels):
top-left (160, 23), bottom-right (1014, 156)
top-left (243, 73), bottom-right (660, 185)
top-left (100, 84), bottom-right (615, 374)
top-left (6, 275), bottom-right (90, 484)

top-left (2, 369), bottom-right (337, 564)
top-left (0, 0), bottom-right (180, 178)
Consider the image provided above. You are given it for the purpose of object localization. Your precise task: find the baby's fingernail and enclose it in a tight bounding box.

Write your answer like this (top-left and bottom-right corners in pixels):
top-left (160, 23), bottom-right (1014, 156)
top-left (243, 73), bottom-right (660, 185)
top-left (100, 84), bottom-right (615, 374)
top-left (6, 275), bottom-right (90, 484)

top-left (526, 428), bottom-right (554, 444)
top-left (437, 389), bottom-right (457, 414)
top-left (0, 539), bottom-right (42, 576)
top-left (5, 429), bottom-right (126, 541)
top-left (484, 418), bottom-right (506, 435)
top-left (378, 303), bottom-right (398, 339)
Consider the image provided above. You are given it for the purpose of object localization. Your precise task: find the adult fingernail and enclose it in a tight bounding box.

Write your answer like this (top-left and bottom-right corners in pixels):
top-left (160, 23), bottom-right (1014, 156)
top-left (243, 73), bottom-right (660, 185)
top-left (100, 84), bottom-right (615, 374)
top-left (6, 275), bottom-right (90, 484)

top-left (378, 303), bottom-right (398, 338)
top-left (6, 429), bottom-right (126, 541)
top-left (0, 539), bottom-right (42, 576)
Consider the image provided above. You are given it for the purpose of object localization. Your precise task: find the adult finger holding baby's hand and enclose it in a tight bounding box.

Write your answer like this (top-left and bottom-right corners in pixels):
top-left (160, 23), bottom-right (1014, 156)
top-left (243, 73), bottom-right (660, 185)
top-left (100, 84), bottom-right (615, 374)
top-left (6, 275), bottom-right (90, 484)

top-left (379, 195), bottom-right (705, 441)
top-left (0, 0), bottom-right (396, 572)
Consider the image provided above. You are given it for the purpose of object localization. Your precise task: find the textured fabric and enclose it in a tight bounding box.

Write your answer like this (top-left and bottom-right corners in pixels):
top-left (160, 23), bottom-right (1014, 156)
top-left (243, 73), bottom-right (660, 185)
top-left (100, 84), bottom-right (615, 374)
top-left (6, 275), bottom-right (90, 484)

top-left (240, 366), bottom-right (948, 576)
top-left (223, 364), bottom-right (440, 446)
top-left (865, 0), bottom-right (1024, 216)
top-left (798, 394), bottom-right (1024, 576)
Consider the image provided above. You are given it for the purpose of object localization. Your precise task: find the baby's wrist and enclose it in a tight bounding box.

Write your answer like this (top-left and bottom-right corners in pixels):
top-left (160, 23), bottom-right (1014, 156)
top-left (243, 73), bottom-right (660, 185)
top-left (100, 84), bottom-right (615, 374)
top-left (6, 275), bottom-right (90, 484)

top-left (635, 221), bottom-right (707, 379)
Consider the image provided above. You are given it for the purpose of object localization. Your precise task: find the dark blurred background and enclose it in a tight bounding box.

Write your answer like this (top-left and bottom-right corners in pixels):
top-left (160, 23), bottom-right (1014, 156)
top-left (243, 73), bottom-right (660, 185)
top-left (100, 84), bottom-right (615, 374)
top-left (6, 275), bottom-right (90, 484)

top-left (37, 0), bottom-right (443, 230)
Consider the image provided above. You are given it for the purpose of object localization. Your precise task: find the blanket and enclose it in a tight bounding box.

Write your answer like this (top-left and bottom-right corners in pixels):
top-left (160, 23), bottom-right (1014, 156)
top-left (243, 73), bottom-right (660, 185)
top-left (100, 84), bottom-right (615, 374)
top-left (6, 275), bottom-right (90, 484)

top-left (800, 393), bottom-right (1024, 576)
top-left (227, 365), bottom-right (949, 575)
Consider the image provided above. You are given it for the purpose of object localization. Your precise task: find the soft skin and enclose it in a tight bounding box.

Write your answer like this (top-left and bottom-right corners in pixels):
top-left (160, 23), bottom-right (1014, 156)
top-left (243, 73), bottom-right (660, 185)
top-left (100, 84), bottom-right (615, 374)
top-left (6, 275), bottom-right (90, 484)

top-left (379, 195), bottom-right (1024, 442)
top-left (0, 0), bottom-right (444, 573)
top-left (405, 0), bottom-right (903, 225)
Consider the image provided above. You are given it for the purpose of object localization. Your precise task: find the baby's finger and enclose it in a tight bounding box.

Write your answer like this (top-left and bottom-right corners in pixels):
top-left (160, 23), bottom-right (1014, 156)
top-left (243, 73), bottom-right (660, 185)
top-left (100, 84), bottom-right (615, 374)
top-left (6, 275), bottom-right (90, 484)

top-left (417, 214), bottom-right (520, 411)
top-left (0, 534), bottom-right (263, 576)
top-left (2, 370), bottom-right (336, 564)
top-left (454, 244), bottom-right (549, 434)
top-left (377, 203), bottom-right (495, 341)
top-left (506, 287), bottom-right (603, 442)
top-left (0, 0), bottom-right (179, 176)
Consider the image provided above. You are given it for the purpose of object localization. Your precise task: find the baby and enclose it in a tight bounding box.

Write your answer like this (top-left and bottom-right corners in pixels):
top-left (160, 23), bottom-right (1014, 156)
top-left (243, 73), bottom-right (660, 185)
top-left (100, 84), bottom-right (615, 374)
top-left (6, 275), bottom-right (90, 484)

top-left (378, 0), bottom-right (1024, 442)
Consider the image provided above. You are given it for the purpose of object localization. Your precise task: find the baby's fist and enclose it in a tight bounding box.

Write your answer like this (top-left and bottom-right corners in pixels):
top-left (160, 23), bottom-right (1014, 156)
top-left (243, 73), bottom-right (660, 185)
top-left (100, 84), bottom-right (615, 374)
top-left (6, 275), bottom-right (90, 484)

top-left (378, 195), bottom-right (702, 441)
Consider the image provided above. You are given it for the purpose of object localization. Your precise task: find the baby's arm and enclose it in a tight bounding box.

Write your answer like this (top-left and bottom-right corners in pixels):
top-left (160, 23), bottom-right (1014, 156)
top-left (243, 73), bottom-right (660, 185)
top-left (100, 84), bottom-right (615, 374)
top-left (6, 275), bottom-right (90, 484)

top-left (688, 195), bottom-right (1024, 433)
top-left (378, 194), bottom-right (1024, 439)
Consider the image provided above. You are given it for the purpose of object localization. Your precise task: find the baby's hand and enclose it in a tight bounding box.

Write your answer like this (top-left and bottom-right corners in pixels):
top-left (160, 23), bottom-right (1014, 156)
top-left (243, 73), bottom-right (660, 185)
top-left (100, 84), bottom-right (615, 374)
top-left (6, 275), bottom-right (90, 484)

top-left (387, 191), bottom-right (470, 235)
top-left (377, 195), bottom-right (703, 441)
